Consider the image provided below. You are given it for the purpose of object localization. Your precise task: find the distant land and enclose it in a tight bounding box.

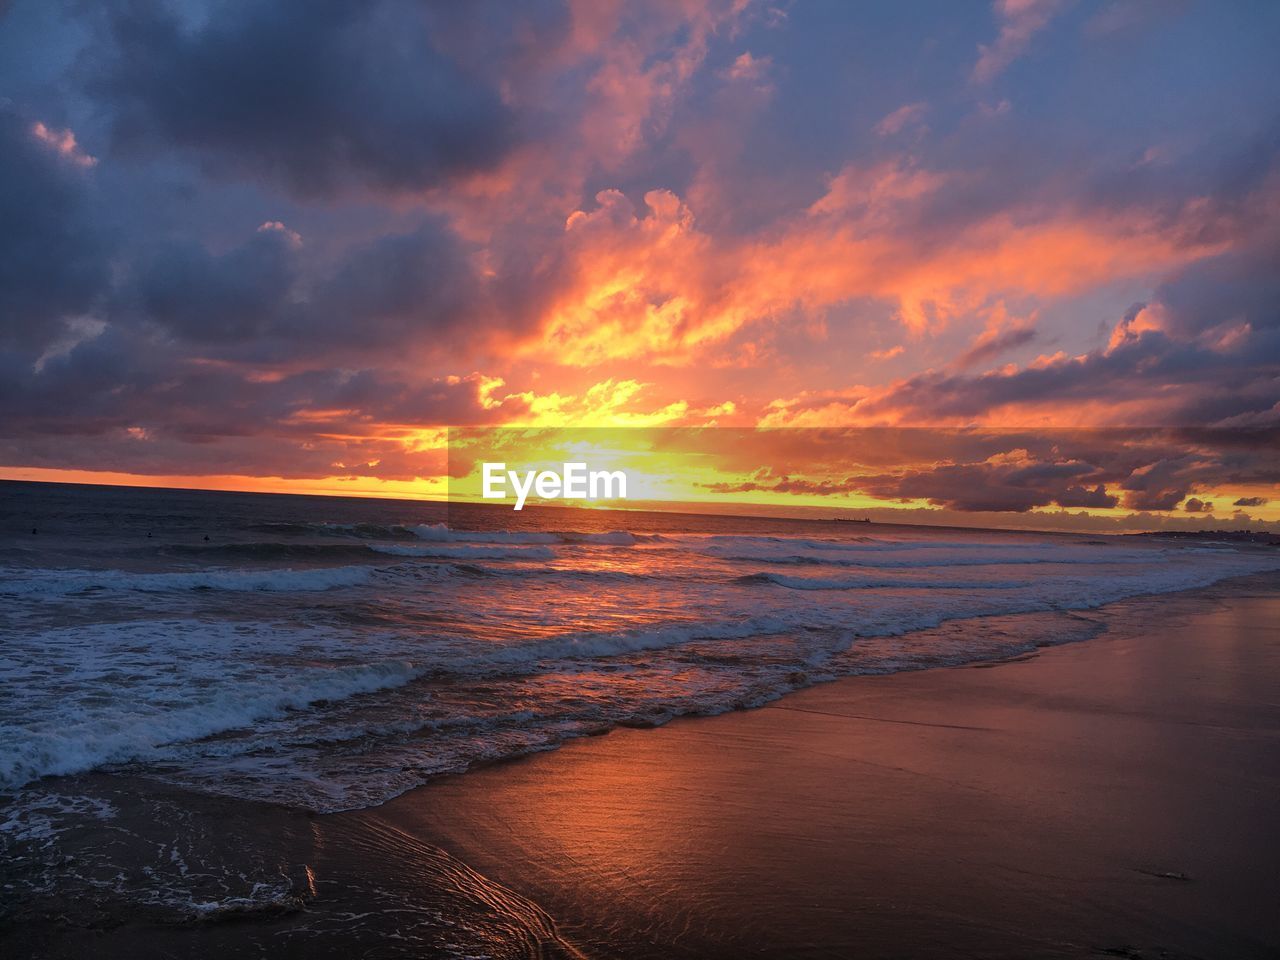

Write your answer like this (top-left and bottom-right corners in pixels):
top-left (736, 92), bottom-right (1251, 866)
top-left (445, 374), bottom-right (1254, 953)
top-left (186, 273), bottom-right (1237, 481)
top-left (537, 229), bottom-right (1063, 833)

top-left (1129, 529), bottom-right (1280, 545)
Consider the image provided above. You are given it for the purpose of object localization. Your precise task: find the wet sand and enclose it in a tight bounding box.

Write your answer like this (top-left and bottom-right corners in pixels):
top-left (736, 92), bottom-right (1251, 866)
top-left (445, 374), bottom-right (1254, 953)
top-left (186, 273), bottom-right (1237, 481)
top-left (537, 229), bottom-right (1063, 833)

top-left (5, 577), bottom-right (1279, 958)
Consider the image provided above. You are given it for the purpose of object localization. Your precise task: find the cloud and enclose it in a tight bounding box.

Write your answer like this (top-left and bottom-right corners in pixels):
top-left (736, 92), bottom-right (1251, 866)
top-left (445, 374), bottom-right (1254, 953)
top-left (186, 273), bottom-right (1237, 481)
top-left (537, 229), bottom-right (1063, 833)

top-left (849, 219), bottom-right (1280, 427)
top-left (953, 324), bottom-right (1036, 369)
top-left (871, 345), bottom-right (905, 361)
top-left (853, 451), bottom-right (1117, 512)
top-left (1118, 456), bottom-right (1201, 511)
top-left (1, 319), bottom-right (534, 452)
top-left (723, 51), bottom-right (774, 90)
top-left (31, 121), bottom-right (97, 167)
top-left (670, 428), bottom-right (1271, 518)
top-left (128, 225), bottom-right (301, 345)
top-left (972, 0), bottom-right (1066, 84)
top-left (523, 153), bottom-right (1239, 365)
top-left (0, 108), bottom-right (109, 351)
top-left (89, 0), bottom-right (529, 198)
top-left (1234, 496), bottom-right (1267, 507)
top-left (118, 216), bottom-right (495, 364)
top-left (0, 0), bottom-right (1278, 517)
top-left (874, 102), bottom-right (928, 137)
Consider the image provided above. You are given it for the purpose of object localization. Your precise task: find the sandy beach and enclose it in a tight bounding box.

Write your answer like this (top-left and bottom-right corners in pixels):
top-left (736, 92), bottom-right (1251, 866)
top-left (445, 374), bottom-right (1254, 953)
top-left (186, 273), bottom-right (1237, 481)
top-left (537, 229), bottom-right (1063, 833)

top-left (6, 574), bottom-right (1278, 959)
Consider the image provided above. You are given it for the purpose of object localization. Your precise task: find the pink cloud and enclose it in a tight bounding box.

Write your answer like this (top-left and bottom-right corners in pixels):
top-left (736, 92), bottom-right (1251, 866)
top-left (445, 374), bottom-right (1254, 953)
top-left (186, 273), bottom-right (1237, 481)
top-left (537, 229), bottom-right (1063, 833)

top-left (31, 121), bottom-right (97, 168)
top-left (874, 102), bottom-right (928, 137)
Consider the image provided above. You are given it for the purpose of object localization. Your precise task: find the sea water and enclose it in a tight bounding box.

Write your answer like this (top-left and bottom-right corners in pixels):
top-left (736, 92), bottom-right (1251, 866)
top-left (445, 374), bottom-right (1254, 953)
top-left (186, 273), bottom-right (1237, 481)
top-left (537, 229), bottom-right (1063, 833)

top-left (3, 480), bottom-right (1278, 813)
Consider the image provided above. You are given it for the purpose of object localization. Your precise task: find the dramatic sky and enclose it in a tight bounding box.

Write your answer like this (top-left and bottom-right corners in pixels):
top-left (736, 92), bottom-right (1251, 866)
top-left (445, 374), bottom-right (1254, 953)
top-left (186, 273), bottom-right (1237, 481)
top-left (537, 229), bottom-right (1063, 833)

top-left (2, 0), bottom-right (1278, 529)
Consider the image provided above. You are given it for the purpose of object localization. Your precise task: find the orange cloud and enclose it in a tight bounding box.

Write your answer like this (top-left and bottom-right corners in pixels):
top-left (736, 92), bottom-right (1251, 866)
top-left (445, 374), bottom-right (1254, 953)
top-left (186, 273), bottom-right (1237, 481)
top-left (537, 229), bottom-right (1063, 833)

top-left (525, 161), bottom-right (1233, 367)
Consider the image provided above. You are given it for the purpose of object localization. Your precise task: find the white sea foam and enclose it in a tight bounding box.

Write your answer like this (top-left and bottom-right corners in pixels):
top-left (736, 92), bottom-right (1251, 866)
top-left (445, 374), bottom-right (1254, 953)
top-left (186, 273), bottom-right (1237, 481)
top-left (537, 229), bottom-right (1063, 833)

top-left (573, 530), bottom-right (637, 545)
top-left (0, 791), bottom-right (117, 843)
top-left (0, 656), bottom-right (422, 790)
top-left (425, 547), bottom-right (1280, 680)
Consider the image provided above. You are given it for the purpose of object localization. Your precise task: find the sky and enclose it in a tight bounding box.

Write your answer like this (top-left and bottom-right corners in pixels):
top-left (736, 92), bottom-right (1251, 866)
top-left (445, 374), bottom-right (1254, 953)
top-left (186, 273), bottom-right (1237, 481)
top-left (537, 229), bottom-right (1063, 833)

top-left (1, 0), bottom-right (1278, 530)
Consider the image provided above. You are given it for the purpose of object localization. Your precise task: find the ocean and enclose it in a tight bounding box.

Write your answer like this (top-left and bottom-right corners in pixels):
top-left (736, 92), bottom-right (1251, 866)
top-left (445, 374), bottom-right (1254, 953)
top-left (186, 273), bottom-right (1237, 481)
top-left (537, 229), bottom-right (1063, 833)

top-left (4, 480), bottom-right (1279, 815)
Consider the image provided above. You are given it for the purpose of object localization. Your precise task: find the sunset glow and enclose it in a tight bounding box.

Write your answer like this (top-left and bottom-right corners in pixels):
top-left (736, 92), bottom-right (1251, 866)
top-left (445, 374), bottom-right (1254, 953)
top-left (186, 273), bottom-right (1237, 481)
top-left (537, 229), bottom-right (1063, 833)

top-left (2, 1), bottom-right (1277, 530)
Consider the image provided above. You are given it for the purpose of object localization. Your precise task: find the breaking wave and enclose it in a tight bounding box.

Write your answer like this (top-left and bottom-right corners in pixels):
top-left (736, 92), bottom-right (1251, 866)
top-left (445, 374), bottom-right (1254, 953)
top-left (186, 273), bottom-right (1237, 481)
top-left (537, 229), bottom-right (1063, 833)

top-left (0, 660), bottom-right (423, 790)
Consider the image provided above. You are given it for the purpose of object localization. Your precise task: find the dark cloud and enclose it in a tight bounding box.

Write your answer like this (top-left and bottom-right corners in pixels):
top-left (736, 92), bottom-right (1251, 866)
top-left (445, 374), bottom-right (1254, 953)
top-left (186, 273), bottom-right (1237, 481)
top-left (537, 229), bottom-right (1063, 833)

top-left (721, 455), bottom-right (1124, 514)
top-left (1118, 456), bottom-right (1199, 511)
top-left (0, 311), bottom-right (530, 479)
top-left (117, 217), bottom-right (492, 362)
top-left (1054, 484), bottom-right (1118, 508)
top-left (1234, 496), bottom-right (1268, 507)
top-left (305, 223), bottom-right (486, 348)
top-left (1183, 497), bottom-right (1213, 512)
top-left (130, 225), bottom-right (300, 344)
top-left (88, 0), bottom-right (532, 199)
top-left (0, 108), bottom-right (109, 350)
top-left (859, 459), bottom-right (1109, 513)
top-left (953, 325), bottom-right (1036, 370)
top-left (683, 427), bottom-right (1276, 516)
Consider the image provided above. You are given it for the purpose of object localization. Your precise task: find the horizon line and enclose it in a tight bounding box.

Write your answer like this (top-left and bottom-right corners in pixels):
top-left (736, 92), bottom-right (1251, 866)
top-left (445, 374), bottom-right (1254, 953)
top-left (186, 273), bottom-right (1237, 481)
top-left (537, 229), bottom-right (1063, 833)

top-left (4, 474), bottom-right (1274, 539)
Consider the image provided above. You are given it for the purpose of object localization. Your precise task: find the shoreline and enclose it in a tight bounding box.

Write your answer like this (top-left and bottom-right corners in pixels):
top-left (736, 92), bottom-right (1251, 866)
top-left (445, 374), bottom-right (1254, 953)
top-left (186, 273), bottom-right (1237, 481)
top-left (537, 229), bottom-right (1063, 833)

top-left (4, 573), bottom-right (1279, 958)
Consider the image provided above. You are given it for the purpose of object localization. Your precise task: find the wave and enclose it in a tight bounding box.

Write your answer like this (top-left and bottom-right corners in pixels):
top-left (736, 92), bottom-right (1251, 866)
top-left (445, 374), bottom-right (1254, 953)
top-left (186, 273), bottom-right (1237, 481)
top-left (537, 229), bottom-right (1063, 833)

top-left (566, 530), bottom-right (638, 545)
top-left (0, 660), bottom-right (423, 791)
top-left (232, 521), bottom-right (650, 547)
top-left (471, 560), bottom-right (1279, 673)
top-left (7, 504), bottom-right (1277, 812)
top-left (160, 542), bottom-right (376, 562)
top-left (410, 523), bottom-right (647, 546)
top-left (245, 521), bottom-right (414, 539)
top-left (689, 534), bottom-right (1125, 552)
top-left (735, 572), bottom-right (1034, 590)
top-left (370, 543), bottom-right (556, 561)
top-left (697, 543), bottom-right (1166, 568)
top-left (0, 564), bottom-right (383, 597)
top-left (410, 523), bottom-right (558, 544)
top-left (458, 562), bottom-right (684, 584)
